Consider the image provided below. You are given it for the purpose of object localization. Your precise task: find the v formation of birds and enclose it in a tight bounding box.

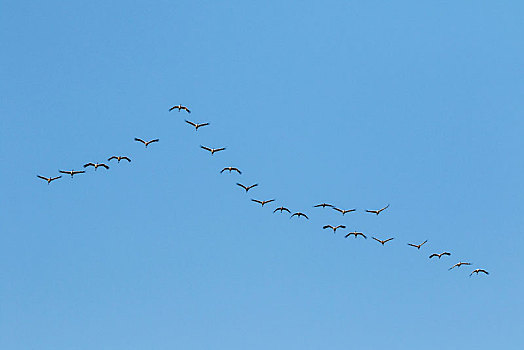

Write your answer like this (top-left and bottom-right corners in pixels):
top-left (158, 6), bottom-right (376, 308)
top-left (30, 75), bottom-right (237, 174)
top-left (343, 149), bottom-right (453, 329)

top-left (37, 104), bottom-right (489, 278)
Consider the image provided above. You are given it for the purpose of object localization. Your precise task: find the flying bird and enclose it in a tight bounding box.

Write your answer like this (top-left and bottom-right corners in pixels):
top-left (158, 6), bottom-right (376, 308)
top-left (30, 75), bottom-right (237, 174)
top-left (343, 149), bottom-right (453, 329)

top-left (251, 199), bottom-right (275, 207)
top-left (372, 237), bottom-right (394, 245)
top-left (83, 162), bottom-right (109, 170)
top-left (290, 212), bottom-right (309, 219)
top-left (323, 225), bottom-right (346, 233)
top-left (407, 240), bottom-right (428, 249)
top-left (449, 262), bottom-right (472, 270)
top-left (200, 145), bottom-right (226, 155)
top-left (470, 269), bottom-right (489, 276)
top-left (273, 206), bottom-right (291, 214)
top-left (429, 252), bottom-right (451, 259)
top-left (236, 183), bottom-right (258, 192)
top-left (108, 156), bottom-right (131, 163)
top-left (314, 203), bottom-right (334, 208)
top-left (169, 104), bottom-right (191, 113)
top-left (134, 138), bottom-right (159, 148)
top-left (366, 204), bottom-right (390, 215)
top-left (345, 231), bottom-right (367, 239)
top-left (333, 207), bottom-right (356, 215)
top-left (37, 175), bottom-right (62, 184)
top-left (221, 167), bottom-right (242, 174)
top-left (59, 169), bottom-right (85, 178)
top-left (185, 120), bottom-right (209, 131)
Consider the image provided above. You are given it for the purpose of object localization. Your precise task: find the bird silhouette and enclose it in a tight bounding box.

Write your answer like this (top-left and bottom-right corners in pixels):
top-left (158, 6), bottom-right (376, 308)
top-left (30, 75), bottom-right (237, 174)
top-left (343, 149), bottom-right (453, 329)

top-left (273, 206), bottom-right (291, 214)
top-left (169, 104), bottom-right (190, 113)
top-left (366, 204), bottom-right (390, 215)
top-left (185, 120), bottom-right (209, 130)
top-left (449, 262), bottom-right (472, 270)
top-left (59, 169), bottom-right (85, 178)
top-left (429, 252), bottom-right (451, 259)
top-left (372, 237), bottom-right (394, 245)
top-left (408, 240), bottom-right (428, 249)
top-left (236, 183), bottom-right (258, 192)
top-left (314, 203), bottom-right (334, 208)
top-left (470, 269), bottom-right (489, 276)
top-left (290, 212), bottom-right (309, 219)
top-left (323, 225), bottom-right (346, 233)
top-left (251, 199), bottom-right (275, 207)
top-left (345, 231), bottom-right (367, 239)
top-left (83, 162), bottom-right (109, 170)
top-left (333, 207), bottom-right (356, 215)
top-left (134, 138), bottom-right (159, 148)
top-left (108, 156), bottom-right (131, 163)
top-left (37, 175), bottom-right (62, 184)
top-left (200, 145), bottom-right (226, 155)
top-left (221, 167), bottom-right (242, 174)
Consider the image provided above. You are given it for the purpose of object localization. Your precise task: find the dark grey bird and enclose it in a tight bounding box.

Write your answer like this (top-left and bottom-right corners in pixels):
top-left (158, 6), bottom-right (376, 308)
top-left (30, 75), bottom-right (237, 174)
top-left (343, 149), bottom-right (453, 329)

top-left (200, 145), bottom-right (226, 155)
top-left (83, 162), bottom-right (109, 170)
top-left (134, 138), bottom-right (159, 148)
top-left (366, 204), bottom-right (390, 215)
top-left (273, 206), bottom-right (291, 214)
top-left (333, 207), bottom-right (356, 215)
top-left (314, 203), bottom-right (334, 208)
top-left (185, 119), bottom-right (209, 131)
top-left (449, 262), bottom-right (472, 270)
top-left (169, 104), bottom-right (191, 113)
top-left (345, 231), bottom-right (367, 239)
top-left (408, 240), bottom-right (428, 250)
top-left (251, 199), bottom-right (275, 207)
top-left (291, 212), bottom-right (309, 219)
top-left (429, 252), bottom-right (451, 259)
top-left (59, 169), bottom-right (85, 178)
top-left (470, 269), bottom-right (489, 276)
top-left (108, 156), bottom-right (131, 163)
top-left (323, 225), bottom-right (346, 233)
top-left (372, 237), bottom-right (394, 246)
top-left (236, 183), bottom-right (258, 192)
top-left (37, 175), bottom-right (62, 184)
top-left (221, 167), bottom-right (241, 174)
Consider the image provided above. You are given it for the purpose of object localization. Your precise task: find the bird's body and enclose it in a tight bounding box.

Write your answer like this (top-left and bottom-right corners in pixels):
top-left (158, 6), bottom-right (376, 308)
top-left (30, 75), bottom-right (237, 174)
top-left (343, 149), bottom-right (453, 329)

top-left (408, 240), bottom-right (428, 250)
top-left (59, 169), bottom-right (85, 178)
top-left (37, 175), bottom-right (62, 184)
top-left (314, 203), bottom-right (334, 208)
top-left (333, 207), bottom-right (356, 215)
top-left (83, 162), bottom-right (109, 170)
top-left (366, 204), bottom-right (390, 215)
top-left (236, 183), bottom-right (258, 192)
top-left (372, 237), bottom-right (394, 245)
top-left (221, 167), bottom-right (242, 174)
top-left (291, 212), bottom-right (309, 219)
top-left (108, 156), bottom-right (131, 163)
top-left (251, 199), bottom-right (275, 207)
top-left (185, 120), bottom-right (209, 130)
top-left (470, 269), bottom-right (489, 276)
top-left (323, 225), bottom-right (346, 233)
top-left (134, 138), bottom-right (159, 148)
top-left (200, 145), bottom-right (226, 155)
top-left (429, 252), bottom-right (451, 259)
top-left (449, 262), bottom-right (472, 270)
top-left (169, 104), bottom-right (191, 113)
top-left (345, 231), bottom-right (367, 239)
top-left (273, 206), bottom-right (291, 214)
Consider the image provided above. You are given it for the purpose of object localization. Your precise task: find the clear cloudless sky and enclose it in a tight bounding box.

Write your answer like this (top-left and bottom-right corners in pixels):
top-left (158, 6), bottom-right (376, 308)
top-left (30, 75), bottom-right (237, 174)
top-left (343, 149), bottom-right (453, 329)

top-left (1, 1), bottom-right (523, 349)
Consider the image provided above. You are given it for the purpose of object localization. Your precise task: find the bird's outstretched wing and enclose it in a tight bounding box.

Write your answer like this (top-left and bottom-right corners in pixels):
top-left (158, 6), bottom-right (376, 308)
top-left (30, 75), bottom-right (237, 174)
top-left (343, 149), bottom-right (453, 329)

top-left (372, 237), bottom-right (382, 244)
top-left (251, 199), bottom-right (263, 205)
top-left (59, 170), bottom-right (70, 174)
top-left (429, 254), bottom-right (438, 259)
top-left (383, 238), bottom-right (394, 243)
top-left (100, 163), bottom-right (109, 169)
top-left (407, 243), bottom-right (417, 248)
top-left (37, 175), bottom-right (48, 181)
top-left (201, 145), bottom-right (212, 152)
top-left (134, 138), bottom-right (146, 144)
top-left (149, 139), bottom-right (159, 144)
top-left (198, 122), bottom-right (209, 128)
top-left (51, 176), bottom-right (62, 181)
top-left (84, 163), bottom-right (95, 168)
top-left (236, 183), bottom-right (248, 190)
top-left (108, 156), bottom-right (117, 161)
top-left (214, 147), bottom-right (226, 152)
top-left (442, 252), bottom-right (451, 256)
top-left (185, 120), bottom-right (197, 127)
top-left (121, 157), bottom-right (131, 162)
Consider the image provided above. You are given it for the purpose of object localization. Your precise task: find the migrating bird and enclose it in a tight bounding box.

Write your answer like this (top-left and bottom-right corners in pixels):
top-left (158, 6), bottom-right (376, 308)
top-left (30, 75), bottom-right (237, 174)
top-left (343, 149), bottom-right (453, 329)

top-left (37, 175), bottom-right (62, 184)
top-left (333, 207), bottom-right (356, 215)
top-left (345, 231), bottom-right (367, 239)
top-left (185, 120), bottom-right (209, 131)
top-left (251, 199), bottom-right (275, 207)
top-left (291, 212), bottom-right (309, 219)
top-left (134, 138), bottom-right (159, 148)
top-left (59, 169), bottom-right (85, 178)
top-left (221, 167), bottom-right (242, 174)
top-left (200, 145), bottom-right (226, 155)
top-left (323, 225), bottom-right (346, 233)
top-left (366, 204), bottom-right (390, 215)
top-left (470, 269), bottom-right (489, 277)
top-left (314, 203), bottom-right (334, 208)
top-left (429, 252), bottom-right (451, 259)
top-left (449, 262), bottom-right (472, 270)
top-left (273, 206), bottom-right (291, 214)
top-left (236, 183), bottom-right (258, 192)
top-left (372, 237), bottom-right (394, 246)
top-left (83, 162), bottom-right (109, 170)
top-left (408, 240), bottom-right (428, 250)
top-left (169, 104), bottom-right (191, 113)
top-left (108, 156), bottom-right (131, 163)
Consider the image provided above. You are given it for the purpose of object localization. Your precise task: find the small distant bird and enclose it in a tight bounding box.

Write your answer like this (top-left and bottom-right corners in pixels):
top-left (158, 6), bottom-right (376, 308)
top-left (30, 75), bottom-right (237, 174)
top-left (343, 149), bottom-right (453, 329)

top-left (108, 156), bottom-right (131, 163)
top-left (221, 167), bottom-right (242, 174)
top-left (169, 104), bottom-right (191, 113)
top-left (333, 207), bottom-right (356, 215)
top-left (273, 206), bottom-right (291, 214)
top-left (345, 231), bottom-right (367, 239)
top-left (236, 183), bottom-right (258, 192)
top-left (429, 252), bottom-right (451, 259)
top-left (449, 262), bottom-right (472, 270)
top-left (37, 175), bottom-right (62, 184)
top-left (200, 145), bottom-right (226, 155)
top-left (291, 212), bottom-right (309, 219)
top-left (251, 199), bottom-right (275, 207)
top-left (59, 169), bottom-right (85, 178)
top-left (470, 269), bottom-right (489, 276)
top-left (83, 162), bottom-right (109, 170)
top-left (314, 203), bottom-right (334, 208)
top-left (366, 204), bottom-right (390, 215)
top-left (185, 120), bottom-right (209, 131)
top-left (408, 240), bottom-right (428, 249)
top-left (134, 138), bottom-right (159, 148)
top-left (323, 225), bottom-right (346, 233)
top-left (372, 237), bottom-right (394, 246)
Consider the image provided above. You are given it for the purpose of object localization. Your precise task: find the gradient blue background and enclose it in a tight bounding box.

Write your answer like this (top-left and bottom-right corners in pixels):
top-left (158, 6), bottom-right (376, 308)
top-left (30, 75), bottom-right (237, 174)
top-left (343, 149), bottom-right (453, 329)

top-left (1, 1), bottom-right (523, 349)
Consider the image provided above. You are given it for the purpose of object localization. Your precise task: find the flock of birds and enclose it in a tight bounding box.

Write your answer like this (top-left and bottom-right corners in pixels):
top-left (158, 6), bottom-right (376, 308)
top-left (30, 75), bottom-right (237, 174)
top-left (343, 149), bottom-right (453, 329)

top-left (37, 104), bottom-right (489, 278)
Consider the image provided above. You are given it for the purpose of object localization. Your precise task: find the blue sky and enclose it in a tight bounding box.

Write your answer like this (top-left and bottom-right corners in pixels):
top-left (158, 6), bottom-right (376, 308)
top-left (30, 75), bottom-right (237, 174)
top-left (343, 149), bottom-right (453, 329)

top-left (1, 1), bottom-right (523, 349)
